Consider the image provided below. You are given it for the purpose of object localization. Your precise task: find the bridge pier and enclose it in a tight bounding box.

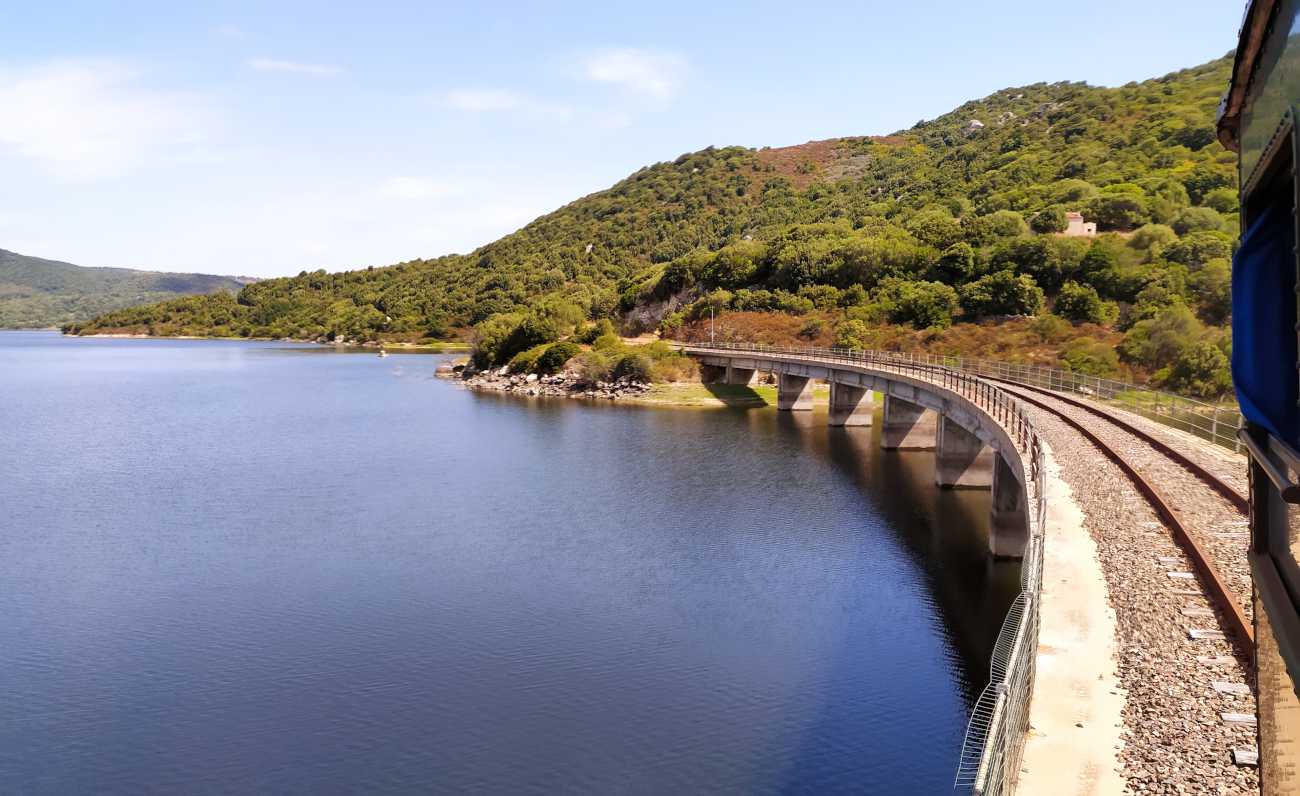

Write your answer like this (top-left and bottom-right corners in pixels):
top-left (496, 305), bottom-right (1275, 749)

top-left (777, 373), bottom-right (814, 411)
top-left (935, 415), bottom-right (994, 489)
top-left (725, 364), bottom-right (755, 386)
top-left (990, 455), bottom-right (1030, 558)
top-left (881, 395), bottom-right (937, 450)
top-left (828, 380), bottom-right (873, 427)
top-left (699, 364), bottom-right (726, 384)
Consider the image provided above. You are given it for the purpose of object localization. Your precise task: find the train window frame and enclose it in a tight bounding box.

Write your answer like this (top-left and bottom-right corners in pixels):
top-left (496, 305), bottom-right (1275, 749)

top-left (1243, 104), bottom-right (1300, 689)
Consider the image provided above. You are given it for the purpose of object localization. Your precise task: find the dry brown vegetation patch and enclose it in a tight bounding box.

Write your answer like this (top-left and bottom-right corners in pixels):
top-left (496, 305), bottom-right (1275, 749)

top-left (751, 136), bottom-right (903, 189)
top-left (672, 312), bottom-right (1134, 378)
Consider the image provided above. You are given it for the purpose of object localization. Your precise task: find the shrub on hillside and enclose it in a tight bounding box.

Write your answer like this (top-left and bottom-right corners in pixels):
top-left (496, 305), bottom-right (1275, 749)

top-left (874, 278), bottom-right (960, 329)
top-left (1030, 207), bottom-right (1068, 234)
top-left (1191, 258), bottom-right (1231, 324)
top-left (1171, 206), bottom-right (1226, 235)
top-left (930, 242), bottom-right (980, 284)
top-left (839, 284), bottom-right (869, 307)
top-left (904, 206), bottom-right (963, 249)
top-left (1088, 190), bottom-right (1150, 230)
top-left (592, 331), bottom-right (622, 351)
top-left (798, 318), bottom-right (825, 339)
top-left (535, 342), bottom-right (581, 374)
top-left (1163, 230), bottom-right (1233, 268)
top-left (1154, 340), bottom-right (1231, 397)
top-left (576, 318), bottom-right (617, 344)
top-left (1054, 281), bottom-right (1118, 325)
top-left (797, 284), bottom-right (843, 311)
top-left (1119, 303), bottom-right (1202, 370)
top-left (471, 299), bottom-right (585, 368)
top-left (613, 353), bottom-right (654, 382)
top-left (507, 343), bottom-right (551, 373)
top-left (573, 351), bottom-right (614, 382)
top-left (992, 237), bottom-right (1067, 292)
top-left (650, 354), bottom-right (698, 382)
top-left (1059, 338), bottom-right (1120, 377)
top-left (1203, 187), bottom-right (1239, 214)
top-left (958, 271), bottom-right (1045, 318)
top-left (471, 312), bottom-right (526, 368)
top-left (834, 319), bottom-right (872, 350)
top-left (1129, 224), bottom-right (1178, 258)
top-left (1031, 313), bottom-right (1073, 343)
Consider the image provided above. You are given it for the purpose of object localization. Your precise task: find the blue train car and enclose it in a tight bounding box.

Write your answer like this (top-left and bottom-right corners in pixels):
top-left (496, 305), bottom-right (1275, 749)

top-left (1219, 2), bottom-right (1300, 791)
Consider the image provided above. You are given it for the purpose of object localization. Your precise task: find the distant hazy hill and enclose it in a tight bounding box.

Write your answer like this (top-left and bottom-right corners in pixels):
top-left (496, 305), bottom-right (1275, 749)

top-left (0, 249), bottom-right (251, 328)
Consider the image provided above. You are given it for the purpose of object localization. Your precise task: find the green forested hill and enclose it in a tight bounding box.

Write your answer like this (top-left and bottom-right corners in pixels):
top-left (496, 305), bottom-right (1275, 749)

top-left (71, 55), bottom-right (1239, 394)
top-left (1, 249), bottom-right (250, 328)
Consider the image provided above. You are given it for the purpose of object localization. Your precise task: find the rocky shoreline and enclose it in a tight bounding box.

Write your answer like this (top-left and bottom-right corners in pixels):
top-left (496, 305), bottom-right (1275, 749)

top-left (438, 363), bottom-right (652, 401)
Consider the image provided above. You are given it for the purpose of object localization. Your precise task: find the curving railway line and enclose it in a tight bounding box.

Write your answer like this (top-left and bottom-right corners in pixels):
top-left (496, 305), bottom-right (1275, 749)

top-left (992, 379), bottom-right (1253, 648)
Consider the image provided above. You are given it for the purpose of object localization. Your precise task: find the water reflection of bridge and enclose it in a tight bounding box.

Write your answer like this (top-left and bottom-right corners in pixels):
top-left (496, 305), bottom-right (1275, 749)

top-left (686, 345), bottom-right (1036, 559)
top-left (760, 407), bottom-right (1021, 701)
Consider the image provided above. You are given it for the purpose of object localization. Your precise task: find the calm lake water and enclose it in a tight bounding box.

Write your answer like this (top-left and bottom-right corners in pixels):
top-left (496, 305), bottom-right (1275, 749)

top-left (0, 331), bottom-right (1018, 794)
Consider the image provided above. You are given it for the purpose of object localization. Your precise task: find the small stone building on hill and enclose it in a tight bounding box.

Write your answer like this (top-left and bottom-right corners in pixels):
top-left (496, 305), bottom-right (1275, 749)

top-left (1063, 212), bottom-right (1097, 237)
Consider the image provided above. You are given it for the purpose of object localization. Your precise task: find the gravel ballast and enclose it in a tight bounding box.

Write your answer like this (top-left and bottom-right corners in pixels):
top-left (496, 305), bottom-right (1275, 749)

top-left (1001, 385), bottom-right (1253, 623)
top-left (1020, 404), bottom-right (1258, 794)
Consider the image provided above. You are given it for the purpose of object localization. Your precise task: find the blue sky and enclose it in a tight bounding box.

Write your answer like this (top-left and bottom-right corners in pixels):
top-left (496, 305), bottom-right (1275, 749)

top-left (1, 1), bottom-right (1244, 278)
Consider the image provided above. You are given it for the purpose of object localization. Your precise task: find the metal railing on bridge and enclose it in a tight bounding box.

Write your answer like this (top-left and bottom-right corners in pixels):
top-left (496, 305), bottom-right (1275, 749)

top-left (680, 342), bottom-right (1045, 795)
top-left (688, 342), bottom-right (1243, 453)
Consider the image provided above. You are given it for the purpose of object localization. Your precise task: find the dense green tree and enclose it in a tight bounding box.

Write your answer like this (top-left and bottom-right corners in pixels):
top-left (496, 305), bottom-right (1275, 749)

top-left (834, 319), bottom-right (872, 350)
top-left (993, 237), bottom-right (1067, 292)
top-left (1119, 303), bottom-right (1202, 368)
top-left (873, 278), bottom-right (960, 329)
top-left (1163, 231), bottom-right (1233, 268)
top-left (1088, 189), bottom-right (1150, 230)
top-left (959, 271), bottom-right (1045, 318)
top-left (1203, 187), bottom-right (1240, 214)
top-left (1054, 281), bottom-right (1117, 325)
top-left (1129, 224), bottom-right (1178, 259)
top-left (1059, 338), bottom-right (1120, 376)
top-left (1030, 207), bottom-right (1068, 233)
top-left (1171, 206), bottom-right (1226, 235)
top-left (905, 207), bottom-right (964, 249)
top-left (1191, 258), bottom-right (1231, 324)
top-left (930, 242), bottom-right (979, 284)
top-left (1155, 341), bottom-right (1232, 397)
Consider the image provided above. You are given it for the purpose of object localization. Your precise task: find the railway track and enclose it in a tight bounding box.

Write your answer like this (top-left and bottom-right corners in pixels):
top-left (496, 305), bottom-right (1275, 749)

top-left (991, 378), bottom-right (1253, 647)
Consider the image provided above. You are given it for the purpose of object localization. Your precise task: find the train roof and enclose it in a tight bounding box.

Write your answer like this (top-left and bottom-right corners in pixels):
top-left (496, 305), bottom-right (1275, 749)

top-left (1218, 0), bottom-right (1279, 152)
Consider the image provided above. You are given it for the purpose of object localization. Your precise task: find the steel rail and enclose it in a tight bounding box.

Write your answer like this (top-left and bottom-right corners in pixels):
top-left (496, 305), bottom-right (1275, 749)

top-left (1002, 384), bottom-right (1253, 646)
top-left (989, 378), bottom-right (1248, 513)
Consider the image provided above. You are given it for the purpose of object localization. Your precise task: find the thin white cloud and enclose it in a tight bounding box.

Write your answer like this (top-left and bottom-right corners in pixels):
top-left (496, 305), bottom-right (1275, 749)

top-left (375, 176), bottom-right (458, 200)
top-left (247, 57), bottom-right (342, 77)
top-left (0, 60), bottom-right (209, 180)
top-left (582, 48), bottom-right (686, 99)
top-left (443, 89), bottom-right (571, 119)
top-left (214, 24), bottom-right (249, 40)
